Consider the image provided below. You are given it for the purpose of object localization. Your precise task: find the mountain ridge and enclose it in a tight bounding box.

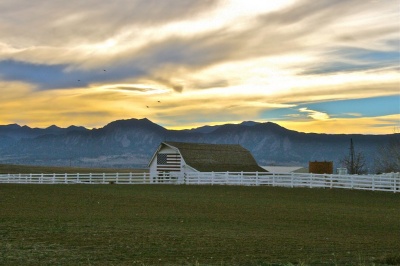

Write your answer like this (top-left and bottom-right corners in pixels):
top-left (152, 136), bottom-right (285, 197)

top-left (0, 118), bottom-right (397, 172)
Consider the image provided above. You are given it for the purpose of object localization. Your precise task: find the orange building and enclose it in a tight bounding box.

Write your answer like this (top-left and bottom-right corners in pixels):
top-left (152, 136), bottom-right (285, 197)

top-left (309, 161), bottom-right (333, 174)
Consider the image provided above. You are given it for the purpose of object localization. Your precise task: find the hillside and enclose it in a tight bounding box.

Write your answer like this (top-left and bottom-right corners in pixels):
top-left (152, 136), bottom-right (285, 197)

top-left (0, 118), bottom-right (397, 172)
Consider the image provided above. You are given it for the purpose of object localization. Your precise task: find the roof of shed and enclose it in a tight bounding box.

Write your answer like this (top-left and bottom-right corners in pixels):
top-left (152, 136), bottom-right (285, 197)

top-left (163, 141), bottom-right (266, 172)
top-left (261, 166), bottom-right (309, 173)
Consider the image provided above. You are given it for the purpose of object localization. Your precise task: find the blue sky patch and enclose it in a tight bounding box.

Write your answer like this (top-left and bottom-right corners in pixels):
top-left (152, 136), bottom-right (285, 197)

top-left (0, 60), bottom-right (89, 89)
top-left (0, 60), bottom-right (147, 90)
top-left (303, 48), bottom-right (399, 74)
top-left (299, 95), bottom-right (400, 118)
top-left (262, 95), bottom-right (400, 120)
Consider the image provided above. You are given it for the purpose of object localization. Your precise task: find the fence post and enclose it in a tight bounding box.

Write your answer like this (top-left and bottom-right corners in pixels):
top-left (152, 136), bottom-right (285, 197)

top-left (256, 171), bottom-right (259, 186)
top-left (182, 172), bottom-right (185, 185)
top-left (64, 173), bottom-right (67, 184)
top-left (372, 174), bottom-right (375, 191)
top-left (291, 173), bottom-right (294, 188)
top-left (116, 172), bottom-right (119, 184)
top-left (351, 175), bottom-right (354, 189)
top-left (77, 173), bottom-right (80, 184)
top-left (272, 173), bottom-right (275, 187)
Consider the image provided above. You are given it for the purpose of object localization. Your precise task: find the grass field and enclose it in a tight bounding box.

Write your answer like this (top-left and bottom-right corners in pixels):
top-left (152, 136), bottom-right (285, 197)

top-left (0, 163), bottom-right (147, 174)
top-left (1, 184), bottom-right (399, 265)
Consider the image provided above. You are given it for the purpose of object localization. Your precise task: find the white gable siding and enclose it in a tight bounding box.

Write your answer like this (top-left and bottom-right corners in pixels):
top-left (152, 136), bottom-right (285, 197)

top-left (149, 144), bottom-right (186, 179)
top-left (158, 146), bottom-right (176, 153)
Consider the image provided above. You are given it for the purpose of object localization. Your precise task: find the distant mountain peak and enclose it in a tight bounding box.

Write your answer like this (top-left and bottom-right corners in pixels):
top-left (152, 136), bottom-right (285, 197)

top-left (102, 117), bottom-right (167, 133)
top-left (46, 125), bottom-right (61, 130)
top-left (240, 121), bottom-right (259, 126)
top-left (0, 123), bottom-right (21, 129)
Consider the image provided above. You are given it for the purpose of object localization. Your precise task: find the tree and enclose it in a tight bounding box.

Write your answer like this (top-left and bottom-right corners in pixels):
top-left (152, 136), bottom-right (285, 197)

top-left (374, 130), bottom-right (400, 173)
top-left (340, 138), bottom-right (367, 174)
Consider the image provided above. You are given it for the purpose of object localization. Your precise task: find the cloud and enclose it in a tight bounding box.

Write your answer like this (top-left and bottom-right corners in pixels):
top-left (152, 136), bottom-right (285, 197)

top-left (1, 0), bottom-right (398, 95)
top-left (278, 114), bottom-right (400, 134)
top-left (0, 0), bottom-right (398, 133)
top-left (343, 113), bottom-right (363, 117)
top-left (299, 108), bottom-right (330, 121)
top-left (301, 49), bottom-right (400, 75)
top-left (0, 0), bottom-right (221, 46)
top-left (95, 84), bottom-right (162, 93)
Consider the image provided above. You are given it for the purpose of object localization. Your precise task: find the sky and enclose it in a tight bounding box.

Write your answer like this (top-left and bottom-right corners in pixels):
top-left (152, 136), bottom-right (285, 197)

top-left (0, 0), bottom-right (399, 134)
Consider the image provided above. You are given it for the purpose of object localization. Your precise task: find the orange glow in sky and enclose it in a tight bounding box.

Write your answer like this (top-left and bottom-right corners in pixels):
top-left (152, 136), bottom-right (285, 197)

top-left (0, 0), bottom-right (399, 134)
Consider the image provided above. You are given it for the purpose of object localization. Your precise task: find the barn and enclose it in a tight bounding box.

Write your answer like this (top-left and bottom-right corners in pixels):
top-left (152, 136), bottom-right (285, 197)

top-left (148, 141), bottom-right (266, 178)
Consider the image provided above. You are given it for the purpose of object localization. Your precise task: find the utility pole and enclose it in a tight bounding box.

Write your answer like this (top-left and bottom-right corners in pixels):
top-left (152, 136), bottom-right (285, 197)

top-left (349, 138), bottom-right (355, 174)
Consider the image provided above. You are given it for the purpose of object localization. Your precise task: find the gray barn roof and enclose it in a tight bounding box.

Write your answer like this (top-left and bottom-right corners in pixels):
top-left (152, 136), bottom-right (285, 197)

top-left (163, 141), bottom-right (266, 172)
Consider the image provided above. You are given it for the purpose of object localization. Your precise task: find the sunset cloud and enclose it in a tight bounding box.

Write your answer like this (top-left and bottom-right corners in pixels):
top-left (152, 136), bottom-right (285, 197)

top-left (0, 0), bottom-right (398, 134)
top-left (299, 108), bottom-right (330, 121)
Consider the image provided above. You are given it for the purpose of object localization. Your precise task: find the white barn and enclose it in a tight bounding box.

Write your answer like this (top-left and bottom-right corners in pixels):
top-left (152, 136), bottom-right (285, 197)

top-left (148, 141), bottom-right (266, 178)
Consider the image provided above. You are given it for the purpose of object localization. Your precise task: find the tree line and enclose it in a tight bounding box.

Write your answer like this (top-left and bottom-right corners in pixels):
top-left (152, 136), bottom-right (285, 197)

top-left (341, 131), bottom-right (400, 174)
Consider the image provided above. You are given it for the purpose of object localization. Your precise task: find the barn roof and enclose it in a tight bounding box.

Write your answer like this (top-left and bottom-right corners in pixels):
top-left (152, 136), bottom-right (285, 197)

top-left (163, 141), bottom-right (267, 172)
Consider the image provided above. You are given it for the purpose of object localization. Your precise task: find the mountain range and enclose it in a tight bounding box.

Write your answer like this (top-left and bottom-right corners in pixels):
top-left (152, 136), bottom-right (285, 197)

top-left (0, 118), bottom-right (397, 172)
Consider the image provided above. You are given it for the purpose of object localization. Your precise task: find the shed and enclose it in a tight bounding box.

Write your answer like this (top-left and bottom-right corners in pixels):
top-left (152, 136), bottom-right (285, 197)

top-left (309, 161), bottom-right (333, 174)
top-left (148, 141), bottom-right (266, 178)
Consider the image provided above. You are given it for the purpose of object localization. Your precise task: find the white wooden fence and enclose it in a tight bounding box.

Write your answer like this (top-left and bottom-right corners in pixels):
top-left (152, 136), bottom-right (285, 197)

top-left (0, 172), bottom-right (151, 184)
top-left (175, 172), bottom-right (399, 193)
top-left (0, 172), bottom-right (399, 193)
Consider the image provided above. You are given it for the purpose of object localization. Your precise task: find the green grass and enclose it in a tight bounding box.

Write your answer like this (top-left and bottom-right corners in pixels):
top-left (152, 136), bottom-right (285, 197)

top-left (0, 185), bottom-right (399, 265)
top-left (0, 163), bottom-right (147, 174)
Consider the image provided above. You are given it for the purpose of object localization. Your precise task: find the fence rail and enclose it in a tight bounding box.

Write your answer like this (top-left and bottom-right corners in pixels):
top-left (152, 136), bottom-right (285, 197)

top-left (177, 172), bottom-right (399, 193)
top-left (0, 172), bottom-right (399, 193)
top-left (0, 172), bottom-right (151, 184)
